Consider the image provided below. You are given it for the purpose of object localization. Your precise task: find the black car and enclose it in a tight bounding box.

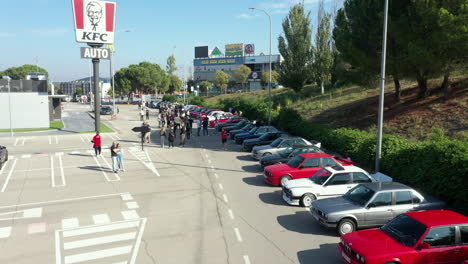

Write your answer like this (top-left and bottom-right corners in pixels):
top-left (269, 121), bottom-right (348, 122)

top-left (0, 145), bottom-right (8, 170)
top-left (229, 123), bottom-right (255, 139)
top-left (242, 132), bottom-right (288, 152)
top-left (100, 106), bottom-right (113, 115)
top-left (259, 145), bottom-right (323, 167)
top-left (216, 117), bottom-right (245, 131)
top-left (225, 120), bottom-right (248, 132)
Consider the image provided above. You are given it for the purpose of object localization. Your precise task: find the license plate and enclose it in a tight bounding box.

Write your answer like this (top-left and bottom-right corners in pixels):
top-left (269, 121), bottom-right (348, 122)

top-left (342, 251), bottom-right (351, 263)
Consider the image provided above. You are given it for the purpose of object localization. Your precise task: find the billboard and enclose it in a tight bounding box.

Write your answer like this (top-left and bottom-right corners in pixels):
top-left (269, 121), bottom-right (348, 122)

top-left (225, 44), bottom-right (244, 56)
top-left (72, 0), bottom-right (117, 44)
top-left (244, 44), bottom-right (255, 55)
top-left (195, 46), bottom-right (209, 58)
top-left (194, 57), bottom-right (244, 66)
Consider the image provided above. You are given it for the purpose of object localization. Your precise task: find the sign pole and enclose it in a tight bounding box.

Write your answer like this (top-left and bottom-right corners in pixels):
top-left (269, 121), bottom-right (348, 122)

top-left (92, 57), bottom-right (101, 133)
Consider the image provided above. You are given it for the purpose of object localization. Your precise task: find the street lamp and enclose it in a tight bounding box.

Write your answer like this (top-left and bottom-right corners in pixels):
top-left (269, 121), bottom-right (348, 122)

top-left (375, 0), bottom-right (389, 173)
top-left (2, 75), bottom-right (13, 136)
top-left (249, 7), bottom-right (272, 126)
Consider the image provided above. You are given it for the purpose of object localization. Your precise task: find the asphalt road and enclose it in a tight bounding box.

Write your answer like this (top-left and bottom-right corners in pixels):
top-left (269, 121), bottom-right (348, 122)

top-left (0, 103), bottom-right (342, 264)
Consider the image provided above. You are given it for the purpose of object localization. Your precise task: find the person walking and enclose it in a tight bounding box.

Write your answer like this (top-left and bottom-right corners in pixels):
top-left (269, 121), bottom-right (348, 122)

top-left (221, 127), bottom-right (229, 150)
top-left (180, 124), bottom-right (186, 147)
top-left (146, 108), bottom-right (150, 120)
top-left (140, 108), bottom-right (145, 121)
top-left (110, 142), bottom-right (119, 173)
top-left (143, 121), bottom-right (151, 143)
top-left (92, 132), bottom-right (102, 156)
top-left (116, 143), bottom-right (125, 171)
top-left (160, 125), bottom-right (167, 148)
top-left (197, 118), bottom-right (202, 136)
top-left (168, 129), bottom-right (175, 148)
top-left (202, 117), bottom-right (209, 136)
top-left (186, 120), bottom-right (192, 140)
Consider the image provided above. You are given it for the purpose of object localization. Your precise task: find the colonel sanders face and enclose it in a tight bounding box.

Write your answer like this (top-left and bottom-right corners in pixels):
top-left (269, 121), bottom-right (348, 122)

top-left (87, 2), bottom-right (102, 30)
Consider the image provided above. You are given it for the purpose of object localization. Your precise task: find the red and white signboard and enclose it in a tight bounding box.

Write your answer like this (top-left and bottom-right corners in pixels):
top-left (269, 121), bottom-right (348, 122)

top-left (72, 0), bottom-right (116, 44)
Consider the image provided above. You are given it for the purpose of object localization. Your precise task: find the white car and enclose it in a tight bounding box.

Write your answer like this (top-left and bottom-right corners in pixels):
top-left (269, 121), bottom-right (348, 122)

top-left (206, 111), bottom-right (226, 121)
top-left (282, 166), bottom-right (391, 207)
top-left (252, 137), bottom-right (315, 160)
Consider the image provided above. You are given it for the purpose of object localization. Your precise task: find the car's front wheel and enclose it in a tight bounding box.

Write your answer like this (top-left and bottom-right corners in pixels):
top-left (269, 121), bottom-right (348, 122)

top-left (300, 193), bottom-right (316, 207)
top-left (337, 218), bottom-right (356, 235)
top-left (280, 175), bottom-right (291, 187)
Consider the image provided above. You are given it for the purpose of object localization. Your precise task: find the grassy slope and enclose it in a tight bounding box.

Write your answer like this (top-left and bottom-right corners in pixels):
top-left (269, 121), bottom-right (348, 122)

top-left (207, 71), bottom-right (467, 141)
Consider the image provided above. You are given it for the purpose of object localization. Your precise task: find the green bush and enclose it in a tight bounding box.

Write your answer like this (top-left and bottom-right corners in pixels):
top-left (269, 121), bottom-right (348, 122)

top-left (162, 94), bottom-right (177, 102)
top-left (189, 96), bottom-right (206, 106)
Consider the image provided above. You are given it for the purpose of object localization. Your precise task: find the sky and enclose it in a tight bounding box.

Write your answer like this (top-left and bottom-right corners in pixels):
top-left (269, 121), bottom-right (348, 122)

top-left (0, 0), bottom-right (342, 82)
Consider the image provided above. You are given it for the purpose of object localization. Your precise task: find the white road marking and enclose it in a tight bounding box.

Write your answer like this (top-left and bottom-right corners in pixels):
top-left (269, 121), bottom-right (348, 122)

top-left (21, 137), bottom-right (26, 146)
top-left (129, 218), bottom-right (147, 264)
top-left (0, 207), bottom-right (43, 221)
top-left (23, 208), bottom-right (42, 218)
top-left (56, 152), bottom-right (64, 156)
top-left (203, 149), bottom-right (207, 152)
top-left (113, 262), bottom-right (127, 264)
top-left (79, 136), bottom-right (85, 143)
top-left (93, 156), bottom-right (119, 182)
top-left (0, 160), bottom-right (9, 177)
top-left (28, 222), bottom-right (46, 234)
top-left (109, 134), bottom-right (116, 141)
top-left (120, 193), bottom-right (133, 201)
top-left (55, 136), bottom-right (59, 144)
top-left (115, 135), bottom-right (122, 140)
top-left (21, 154), bottom-right (31, 158)
top-left (228, 209), bottom-right (234, 220)
top-left (98, 155), bottom-right (121, 181)
top-left (63, 232), bottom-right (137, 250)
top-left (62, 218), bottom-right (80, 229)
top-left (234, 228), bottom-right (243, 242)
top-left (243, 255), bottom-right (251, 264)
top-left (58, 154), bottom-right (66, 186)
top-left (210, 165), bottom-right (215, 169)
top-left (128, 148), bottom-right (160, 177)
top-left (205, 154), bottom-right (209, 158)
top-left (70, 151), bottom-right (80, 155)
top-left (121, 210), bottom-right (140, 220)
top-left (8, 155), bottom-right (14, 160)
top-left (14, 138), bottom-right (18, 146)
top-left (208, 159), bottom-right (212, 164)
top-left (63, 221), bottom-right (139, 238)
top-left (218, 183), bottom-right (224, 190)
top-left (49, 136), bottom-right (52, 145)
top-left (1, 159), bottom-right (17, 192)
top-left (0, 227), bottom-right (12, 238)
top-left (126, 202), bottom-right (139, 209)
top-left (223, 194), bottom-right (229, 203)
top-left (92, 214), bottom-right (111, 225)
top-left (51, 156), bottom-right (56, 187)
top-left (64, 245), bottom-right (132, 264)
top-left (214, 173), bottom-right (219, 179)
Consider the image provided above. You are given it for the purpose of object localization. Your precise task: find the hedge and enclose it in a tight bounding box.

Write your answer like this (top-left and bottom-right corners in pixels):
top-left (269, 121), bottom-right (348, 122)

top-left (206, 97), bottom-right (468, 214)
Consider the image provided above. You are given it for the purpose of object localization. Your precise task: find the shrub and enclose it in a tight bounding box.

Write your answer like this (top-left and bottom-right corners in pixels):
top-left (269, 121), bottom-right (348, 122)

top-left (162, 94), bottom-right (177, 102)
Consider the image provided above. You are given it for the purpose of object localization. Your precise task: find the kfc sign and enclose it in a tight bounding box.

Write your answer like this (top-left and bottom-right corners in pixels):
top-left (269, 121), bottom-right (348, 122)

top-left (72, 0), bottom-right (116, 44)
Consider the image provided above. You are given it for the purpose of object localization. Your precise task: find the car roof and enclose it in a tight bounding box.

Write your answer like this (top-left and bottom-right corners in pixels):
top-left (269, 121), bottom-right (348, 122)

top-left (406, 210), bottom-right (468, 227)
top-left (360, 182), bottom-right (410, 192)
top-left (326, 165), bottom-right (368, 174)
top-left (299, 153), bottom-right (331, 158)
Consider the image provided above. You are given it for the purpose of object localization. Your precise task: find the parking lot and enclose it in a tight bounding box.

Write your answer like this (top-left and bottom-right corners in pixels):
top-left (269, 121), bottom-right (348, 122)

top-left (0, 103), bottom-right (342, 264)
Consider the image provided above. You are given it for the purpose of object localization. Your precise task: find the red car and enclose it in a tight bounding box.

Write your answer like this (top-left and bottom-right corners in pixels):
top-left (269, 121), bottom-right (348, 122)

top-left (339, 210), bottom-right (468, 264)
top-left (210, 113), bottom-right (241, 127)
top-left (263, 153), bottom-right (353, 186)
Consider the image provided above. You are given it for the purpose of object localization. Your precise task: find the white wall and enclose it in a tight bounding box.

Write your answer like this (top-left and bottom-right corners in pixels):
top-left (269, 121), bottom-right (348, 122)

top-left (0, 93), bottom-right (50, 129)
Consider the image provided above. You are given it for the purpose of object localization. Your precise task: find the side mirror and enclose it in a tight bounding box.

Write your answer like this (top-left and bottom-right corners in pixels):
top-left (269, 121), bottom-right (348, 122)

top-left (366, 203), bottom-right (376, 209)
top-left (416, 242), bottom-right (431, 250)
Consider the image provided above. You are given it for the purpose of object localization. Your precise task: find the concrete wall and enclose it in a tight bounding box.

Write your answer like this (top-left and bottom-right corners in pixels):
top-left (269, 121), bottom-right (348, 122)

top-left (0, 93), bottom-right (50, 129)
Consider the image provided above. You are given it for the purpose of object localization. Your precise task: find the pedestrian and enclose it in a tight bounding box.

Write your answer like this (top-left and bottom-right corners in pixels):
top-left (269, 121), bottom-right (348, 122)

top-left (110, 142), bottom-right (119, 173)
top-left (160, 125), bottom-right (167, 148)
top-left (140, 108), bottom-right (145, 121)
top-left (168, 129), bottom-right (175, 148)
top-left (221, 127), bottom-right (229, 150)
top-left (180, 124), bottom-right (186, 146)
top-left (197, 118), bottom-right (202, 136)
top-left (143, 121), bottom-right (151, 143)
top-left (92, 132), bottom-right (102, 156)
top-left (186, 119), bottom-right (192, 140)
top-left (202, 117), bottom-right (209, 136)
top-left (117, 106), bottom-right (120, 114)
top-left (116, 143), bottom-right (125, 171)
top-left (146, 108), bottom-right (150, 120)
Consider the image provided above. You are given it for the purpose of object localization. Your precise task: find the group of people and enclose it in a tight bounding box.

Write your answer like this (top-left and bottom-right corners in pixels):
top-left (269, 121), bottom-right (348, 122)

top-left (92, 132), bottom-right (125, 173)
top-left (158, 104), bottom-right (193, 148)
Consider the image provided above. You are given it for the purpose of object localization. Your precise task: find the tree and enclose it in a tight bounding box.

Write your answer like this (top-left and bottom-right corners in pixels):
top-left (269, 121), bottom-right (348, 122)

top-left (2, 64), bottom-right (49, 80)
top-left (233, 65), bottom-right (251, 92)
top-left (261, 70), bottom-right (279, 87)
top-left (168, 75), bottom-right (182, 94)
top-left (213, 70), bottom-right (230, 92)
top-left (199, 80), bottom-right (213, 96)
top-left (114, 62), bottom-right (169, 95)
top-left (166, 55), bottom-right (177, 75)
top-left (313, 3), bottom-right (334, 94)
top-left (75, 87), bottom-right (83, 96)
top-left (278, 4), bottom-right (314, 93)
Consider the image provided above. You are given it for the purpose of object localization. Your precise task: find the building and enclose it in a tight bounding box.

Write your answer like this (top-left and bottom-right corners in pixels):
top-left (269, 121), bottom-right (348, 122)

top-left (193, 44), bottom-right (281, 91)
top-left (59, 77), bottom-right (111, 98)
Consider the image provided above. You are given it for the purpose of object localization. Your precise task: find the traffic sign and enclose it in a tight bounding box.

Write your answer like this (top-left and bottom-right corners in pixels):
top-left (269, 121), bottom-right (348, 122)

top-left (72, 0), bottom-right (117, 44)
top-left (81, 47), bottom-right (111, 60)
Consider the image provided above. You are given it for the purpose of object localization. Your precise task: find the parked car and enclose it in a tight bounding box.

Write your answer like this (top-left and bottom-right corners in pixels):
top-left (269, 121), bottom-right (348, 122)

top-left (339, 210), bottom-right (468, 264)
top-left (215, 116), bottom-right (244, 131)
top-left (242, 132), bottom-right (289, 152)
top-left (310, 182), bottom-right (446, 235)
top-left (0, 145), bottom-right (8, 170)
top-left (251, 137), bottom-right (315, 160)
top-left (229, 123), bottom-right (254, 139)
top-left (234, 126), bottom-right (278, 144)
top-left (264, 153), bottom-right (354, 186)
top-left (282, 165), bottom-right (392, 207)
top-left (225, 120), bottom-right (248, 132)
top-left (260, 145), bottom-right (324, 168)
top-left (100, 106), bottom-right (113, 115)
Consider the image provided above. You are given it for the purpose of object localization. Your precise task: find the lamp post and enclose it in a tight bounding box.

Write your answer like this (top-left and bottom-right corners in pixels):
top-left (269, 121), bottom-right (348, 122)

top-left (249, 7), bottom-right (272, 125)
top-left (375, 0), bottom-right (389, 173)
top-left (3, 76), bottom-right (13, 136)
top-left (108, 30), bottom-right (130, 118)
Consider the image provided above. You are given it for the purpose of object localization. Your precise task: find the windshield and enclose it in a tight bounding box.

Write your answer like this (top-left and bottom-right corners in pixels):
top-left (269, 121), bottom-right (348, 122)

top-left (249, 127), bottom-right (258, 133)
top-left (280, 147), bottom-right (294, 156)
top-left (287, 155), bottom-right (304, 168)
top-left (259, 133), bottom-right (270, 140)
top-left (310, 168), bottom-right (332, 185)
top-left (241, 124), bottom-right (250, 130)
top-left (344, 185), bottom-right (375, 206)
top-left (381, 214), bottom-right (427, 247)
top-left (270, 138), bottom-right (283, 147)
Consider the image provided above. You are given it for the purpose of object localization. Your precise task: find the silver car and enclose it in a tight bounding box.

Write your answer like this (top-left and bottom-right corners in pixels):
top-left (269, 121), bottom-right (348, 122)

top-left (310, 182), bottom-right (445, 235)
top-left (252, 137), bottom-right (315, 160)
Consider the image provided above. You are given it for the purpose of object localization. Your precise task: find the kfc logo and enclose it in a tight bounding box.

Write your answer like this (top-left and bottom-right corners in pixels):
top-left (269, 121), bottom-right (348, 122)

top-left (72, 0), bottom-right (116, 44)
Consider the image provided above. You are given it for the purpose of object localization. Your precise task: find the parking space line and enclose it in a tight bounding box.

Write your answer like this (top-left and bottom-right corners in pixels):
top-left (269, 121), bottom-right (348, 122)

top-left (79, 136), bottom-right (85, 143)
top-left (218, 183), bottom-right (224, 190)
top-left (49, 136), bottom-right (52, 145)
top-left (51, 156), bottom-right (56, 187)
top-left (120, 193), bottom-right (133, 201)
top-left (243, 255), bottom-right (251, 264)
top-left (64, 245), bottom-right (132, 264)
top-left (55, 136), bottom-right (59, 145)
top-left (14, 138), bottom-right (18, 146)
top-left (92, 214), bottom-right (111, 225)
top-left (126, 202), bottom-right (139, 209)
top-left (0, 227), bottom-right (12, 238)
top-left (57, 154), bottom-right (66, 186)
top-left (223, 194), bottom-right (229, 203)
top-left (63, 232), bottom-right (137, 250)
top-left (93, 156), bottom-right (120, 182)
top-left (21, 137), bottom-right (26, 146)
top-left (1, 159), bottom-right (17, 192)
top-left (98, 156), bottom-right (121, 181)
top-left (21, 154), bottom-right (31, 158)
top-left (234, 228), bottom-right (243, 242)
top-left (62, 218), bottom-right (80, 230)
top-left (228, 209), bottom-right (234, 220)
top-left (62, 221), bottom-right (139, 238)
top-left (121, 210), bottom-right (140, 220)
top-left (214, 173), bottom-right (219, 179)
top-left (115, 135), bottom-right (122, 140)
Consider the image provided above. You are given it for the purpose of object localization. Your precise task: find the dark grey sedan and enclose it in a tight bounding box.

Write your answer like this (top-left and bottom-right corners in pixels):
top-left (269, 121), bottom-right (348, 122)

top-left (0, 145), bottom-right (8, 170)
top-left (310, 182), bottom-right (445, 235)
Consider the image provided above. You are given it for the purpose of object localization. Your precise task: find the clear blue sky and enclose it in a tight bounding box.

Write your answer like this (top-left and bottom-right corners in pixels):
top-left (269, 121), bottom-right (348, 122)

top-left (0, 0), bottom-right (341, 82)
